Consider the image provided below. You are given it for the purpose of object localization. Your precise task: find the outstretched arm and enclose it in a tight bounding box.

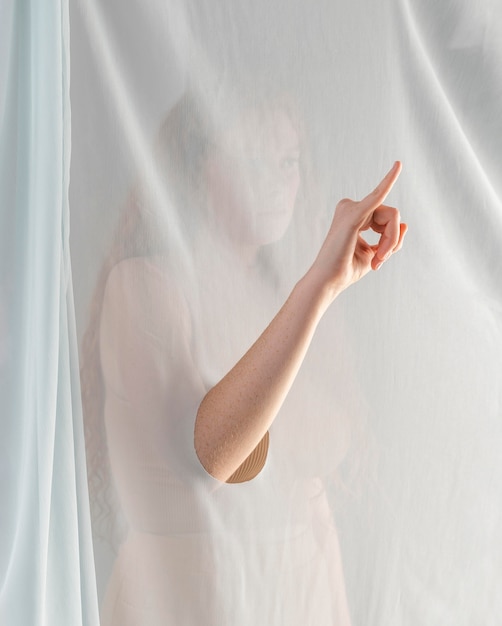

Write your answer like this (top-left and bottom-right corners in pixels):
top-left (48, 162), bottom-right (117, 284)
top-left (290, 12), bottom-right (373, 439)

top-left (195, 162), bottom-right (407, 481)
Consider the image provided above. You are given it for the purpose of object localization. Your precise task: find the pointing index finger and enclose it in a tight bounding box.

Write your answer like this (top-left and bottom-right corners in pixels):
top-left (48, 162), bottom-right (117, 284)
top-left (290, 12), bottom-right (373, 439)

top-left (361, 161), bottom-right (402, 211)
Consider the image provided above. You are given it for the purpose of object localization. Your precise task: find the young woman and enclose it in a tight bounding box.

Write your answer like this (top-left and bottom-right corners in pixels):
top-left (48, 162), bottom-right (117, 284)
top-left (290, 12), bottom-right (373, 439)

top-left (82, 89), bottom-right (406, 625)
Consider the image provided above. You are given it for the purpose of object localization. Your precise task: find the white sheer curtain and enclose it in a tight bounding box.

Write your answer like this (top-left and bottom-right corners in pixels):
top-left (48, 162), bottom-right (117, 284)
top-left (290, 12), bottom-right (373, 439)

top-left (2, 0), bottom-right (501, 624)
top-left (0, 1), bottom-right (98, 624)
top-left (69, 1), bottom-right (502, 623)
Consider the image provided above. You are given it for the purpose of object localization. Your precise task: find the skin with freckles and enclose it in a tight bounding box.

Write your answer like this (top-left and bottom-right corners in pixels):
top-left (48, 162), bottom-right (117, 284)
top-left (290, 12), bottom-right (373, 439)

top-left (195, 161), bottom-right (407, 482)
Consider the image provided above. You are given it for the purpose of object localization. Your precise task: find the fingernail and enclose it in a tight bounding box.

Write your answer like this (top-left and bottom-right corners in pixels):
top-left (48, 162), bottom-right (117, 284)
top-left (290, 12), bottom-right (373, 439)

top-left (375, 261), bottom-right (383, 270)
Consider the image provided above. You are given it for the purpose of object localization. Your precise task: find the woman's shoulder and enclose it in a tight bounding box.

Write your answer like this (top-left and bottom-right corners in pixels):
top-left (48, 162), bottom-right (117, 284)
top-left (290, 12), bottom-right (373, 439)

top-left (102, 255), bottom-right (191, 335)
top-left (105, 255), bottom-right (177, 290)
top-left (104, 255), bottom-right (189, 304)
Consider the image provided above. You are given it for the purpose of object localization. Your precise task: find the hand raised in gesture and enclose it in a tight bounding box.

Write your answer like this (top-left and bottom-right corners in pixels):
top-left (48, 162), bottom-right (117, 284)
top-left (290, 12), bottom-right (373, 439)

top-left (313, 161), bottom-right (407, 298)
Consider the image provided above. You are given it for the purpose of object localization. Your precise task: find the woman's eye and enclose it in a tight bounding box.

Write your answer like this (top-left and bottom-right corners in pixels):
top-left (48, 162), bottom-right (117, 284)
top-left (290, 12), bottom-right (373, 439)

top-left (281, 156), bottom-right (300, 169)
top-left (243, 156), bottom-right (264, 170)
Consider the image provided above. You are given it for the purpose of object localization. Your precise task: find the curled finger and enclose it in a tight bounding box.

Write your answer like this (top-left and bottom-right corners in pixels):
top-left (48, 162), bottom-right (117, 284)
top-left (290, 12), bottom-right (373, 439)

top-left (372, 205), bottom-right (401, 262)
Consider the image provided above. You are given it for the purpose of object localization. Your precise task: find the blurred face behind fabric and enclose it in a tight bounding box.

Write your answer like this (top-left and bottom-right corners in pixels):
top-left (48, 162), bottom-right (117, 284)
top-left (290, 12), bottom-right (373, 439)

top-left (204, 108), bottom-right (301, 250)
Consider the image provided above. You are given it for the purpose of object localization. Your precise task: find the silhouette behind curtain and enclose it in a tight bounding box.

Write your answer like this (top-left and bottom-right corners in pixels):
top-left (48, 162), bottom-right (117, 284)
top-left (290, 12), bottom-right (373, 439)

top-left (69, 0), bottom-right (502, 624)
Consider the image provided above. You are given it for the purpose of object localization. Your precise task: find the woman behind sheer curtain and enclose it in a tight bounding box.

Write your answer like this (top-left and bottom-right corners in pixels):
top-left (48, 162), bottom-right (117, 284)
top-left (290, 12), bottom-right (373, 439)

top-left (81, 84), bottom-right (406, 625)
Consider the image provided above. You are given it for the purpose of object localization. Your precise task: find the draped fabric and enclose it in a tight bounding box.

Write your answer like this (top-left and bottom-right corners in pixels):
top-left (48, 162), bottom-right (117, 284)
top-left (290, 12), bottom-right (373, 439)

top-left (0, 1), bottom-right (98, 624)
top-left (2, 0), bottom-right (502, 624)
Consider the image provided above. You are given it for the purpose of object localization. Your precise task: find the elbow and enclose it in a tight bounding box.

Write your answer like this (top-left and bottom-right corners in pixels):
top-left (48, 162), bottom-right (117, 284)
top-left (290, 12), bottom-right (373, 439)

top-left (194, 407), bottom-right (231, 482)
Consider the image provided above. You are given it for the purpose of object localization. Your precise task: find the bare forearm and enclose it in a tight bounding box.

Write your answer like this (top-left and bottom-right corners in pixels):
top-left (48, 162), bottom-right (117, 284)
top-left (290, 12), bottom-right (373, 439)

top-left (194, 162), bottom-right (406, 482)
top-left (194, 267), bottom-right (336, 481)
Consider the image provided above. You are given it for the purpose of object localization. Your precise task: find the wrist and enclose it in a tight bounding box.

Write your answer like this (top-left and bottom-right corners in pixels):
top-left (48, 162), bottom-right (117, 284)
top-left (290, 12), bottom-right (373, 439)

top-left (296, 265), bottom-right (343, 315)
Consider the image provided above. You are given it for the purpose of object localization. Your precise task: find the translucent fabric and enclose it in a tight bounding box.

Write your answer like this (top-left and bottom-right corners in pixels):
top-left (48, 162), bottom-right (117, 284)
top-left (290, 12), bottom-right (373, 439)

top-left (5, 0), bottom-right (499, 623)
top-left (0, 1), bottom-right (98, 624)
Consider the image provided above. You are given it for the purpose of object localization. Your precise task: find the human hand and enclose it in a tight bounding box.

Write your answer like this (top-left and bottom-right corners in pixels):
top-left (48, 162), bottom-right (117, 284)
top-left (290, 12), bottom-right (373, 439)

top-left (312, 161), bottom-right (407, 298)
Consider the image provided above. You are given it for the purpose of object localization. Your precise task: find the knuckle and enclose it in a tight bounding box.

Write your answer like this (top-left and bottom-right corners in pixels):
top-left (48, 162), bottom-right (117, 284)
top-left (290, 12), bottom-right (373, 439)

top-left (336, 197), bottom-right (354, 209)
top-left (386, 206), bottom-right (400, 222)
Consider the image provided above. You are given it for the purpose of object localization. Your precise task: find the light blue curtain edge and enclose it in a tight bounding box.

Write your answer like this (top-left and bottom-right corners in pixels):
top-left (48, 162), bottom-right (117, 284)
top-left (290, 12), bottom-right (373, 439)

top-left (58, 0), bottom-right (101, 621)
top-left (0, 0), bottom-right (100, 623)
